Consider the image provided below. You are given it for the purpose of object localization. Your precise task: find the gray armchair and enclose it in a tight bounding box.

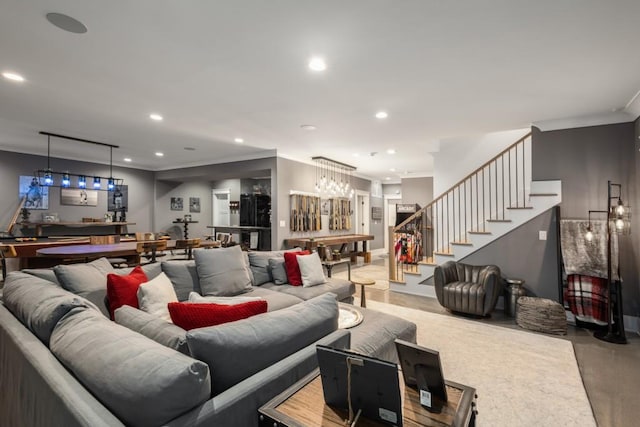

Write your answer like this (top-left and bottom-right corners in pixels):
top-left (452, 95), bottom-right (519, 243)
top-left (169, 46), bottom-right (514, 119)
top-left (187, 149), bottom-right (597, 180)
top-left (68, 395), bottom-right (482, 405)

top-left (434, 261), bottom-right (502, 316)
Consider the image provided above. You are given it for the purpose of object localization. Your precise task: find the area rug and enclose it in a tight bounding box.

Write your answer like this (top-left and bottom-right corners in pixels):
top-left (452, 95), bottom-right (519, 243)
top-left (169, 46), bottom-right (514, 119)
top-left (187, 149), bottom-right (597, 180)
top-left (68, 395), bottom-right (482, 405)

top-left (366, 300), bottom-right (596, 427)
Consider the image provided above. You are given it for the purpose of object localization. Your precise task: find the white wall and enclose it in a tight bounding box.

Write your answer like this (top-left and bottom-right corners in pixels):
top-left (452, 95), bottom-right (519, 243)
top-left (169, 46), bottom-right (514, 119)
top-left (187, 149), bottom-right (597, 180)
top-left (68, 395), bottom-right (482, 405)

top-left (433, 128), bottom-right (530, 195)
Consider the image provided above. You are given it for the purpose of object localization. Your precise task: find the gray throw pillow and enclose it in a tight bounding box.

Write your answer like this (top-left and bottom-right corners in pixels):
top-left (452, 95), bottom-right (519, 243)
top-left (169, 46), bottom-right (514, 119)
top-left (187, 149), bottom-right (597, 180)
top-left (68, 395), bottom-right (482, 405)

top-left (186, 292), bottom-right (338, 395)
top-left (161, 260), bottom-right (200, 301)
top-left (248, 248), bottom-right (300, 285)
top-left (50, 307), bottom-right (210, 427)
top-left (54, 257), bottom-right (114, 316)
top-left (114, 305), bottom-right (188, 354)
top-left (268, 258), bottom-right (288, 285)
top-left (2, 271), bottom-right (100, 345)
top-left (194, 246), bottom-right (253, 296)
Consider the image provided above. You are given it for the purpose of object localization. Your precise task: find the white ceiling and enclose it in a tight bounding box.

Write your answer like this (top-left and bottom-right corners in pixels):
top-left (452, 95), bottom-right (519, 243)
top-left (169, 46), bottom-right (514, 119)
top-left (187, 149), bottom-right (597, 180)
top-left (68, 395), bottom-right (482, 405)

top-left (1, 0), bottom-right (639, 182)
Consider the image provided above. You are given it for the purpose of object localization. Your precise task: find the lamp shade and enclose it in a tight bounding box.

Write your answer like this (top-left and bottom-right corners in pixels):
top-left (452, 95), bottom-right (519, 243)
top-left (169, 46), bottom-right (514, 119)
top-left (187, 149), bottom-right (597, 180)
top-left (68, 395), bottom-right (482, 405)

top-left (78, 175), bottom-right (86, 188)
top-left (93, 177), bottom-right (101, 189)
top-left (61, 172), bottom-right (71, 188)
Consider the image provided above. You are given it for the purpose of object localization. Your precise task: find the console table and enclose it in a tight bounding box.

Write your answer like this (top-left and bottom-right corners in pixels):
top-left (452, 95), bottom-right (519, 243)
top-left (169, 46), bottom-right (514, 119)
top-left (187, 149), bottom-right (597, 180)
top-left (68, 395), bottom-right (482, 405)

top-left (259, 368), bottom-right (476, 426)
top-left (286, 234), bottom-right (374, 264)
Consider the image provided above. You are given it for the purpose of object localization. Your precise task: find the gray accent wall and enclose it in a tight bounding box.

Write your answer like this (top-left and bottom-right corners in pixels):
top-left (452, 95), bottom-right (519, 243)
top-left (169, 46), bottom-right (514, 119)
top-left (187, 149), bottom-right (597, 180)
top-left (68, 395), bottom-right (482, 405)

top-left (532, 122), bottom-right (639, 315)
top-left (275, 157), bottom-right (380, 250)
top-left (0, 150), bottom-right (154, 235)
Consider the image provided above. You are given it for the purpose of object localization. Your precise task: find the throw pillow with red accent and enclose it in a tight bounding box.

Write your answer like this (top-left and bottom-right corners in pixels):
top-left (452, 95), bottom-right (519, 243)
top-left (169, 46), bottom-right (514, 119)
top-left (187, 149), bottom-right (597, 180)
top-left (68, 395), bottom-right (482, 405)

top-left (168, 300), bottom-right (268, 330)
top-left (106, 266), bottom-right (148, 320)
top-left (283, 250), bottom-right (310, 286)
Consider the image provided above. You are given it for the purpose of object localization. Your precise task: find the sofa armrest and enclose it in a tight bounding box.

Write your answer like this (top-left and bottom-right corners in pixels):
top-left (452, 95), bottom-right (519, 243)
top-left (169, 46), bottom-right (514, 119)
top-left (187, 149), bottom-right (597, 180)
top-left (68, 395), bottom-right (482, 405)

top-left (479, 266), bottom-right (501, 315)
top-left (165, 329), bottom-right (351, 427)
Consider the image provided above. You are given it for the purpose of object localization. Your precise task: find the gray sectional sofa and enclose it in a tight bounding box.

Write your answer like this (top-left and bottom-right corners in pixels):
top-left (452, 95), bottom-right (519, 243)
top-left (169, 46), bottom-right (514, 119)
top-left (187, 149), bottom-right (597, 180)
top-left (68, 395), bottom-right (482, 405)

top-left (0, 249), bottom-right (415, 427)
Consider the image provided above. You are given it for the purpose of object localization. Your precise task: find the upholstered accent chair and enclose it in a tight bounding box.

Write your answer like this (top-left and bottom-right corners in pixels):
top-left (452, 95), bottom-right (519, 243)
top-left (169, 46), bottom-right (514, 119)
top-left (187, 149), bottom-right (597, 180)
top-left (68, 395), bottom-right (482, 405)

top-left (434, 261), bottom-right (502, 316)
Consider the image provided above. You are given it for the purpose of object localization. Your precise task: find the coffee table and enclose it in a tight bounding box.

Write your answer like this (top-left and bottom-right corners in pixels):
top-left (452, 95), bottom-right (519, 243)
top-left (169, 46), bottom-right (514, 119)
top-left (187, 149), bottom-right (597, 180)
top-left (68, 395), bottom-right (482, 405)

top-left (259, 368), bottom-right (477, 426)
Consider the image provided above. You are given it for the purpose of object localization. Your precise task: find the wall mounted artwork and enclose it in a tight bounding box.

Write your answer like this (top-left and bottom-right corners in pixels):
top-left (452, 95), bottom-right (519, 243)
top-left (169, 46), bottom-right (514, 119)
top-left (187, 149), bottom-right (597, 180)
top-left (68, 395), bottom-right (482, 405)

top-left (19, 175), bottom-right (49, 210)
top-left (60, 188), bottom-right (98, 206)
top-left (189, 197), bottom-right (201, 213)
top-left (108, 185), bottom-right (128, 212)
top-left (171, 197), bottom-right (184, 211)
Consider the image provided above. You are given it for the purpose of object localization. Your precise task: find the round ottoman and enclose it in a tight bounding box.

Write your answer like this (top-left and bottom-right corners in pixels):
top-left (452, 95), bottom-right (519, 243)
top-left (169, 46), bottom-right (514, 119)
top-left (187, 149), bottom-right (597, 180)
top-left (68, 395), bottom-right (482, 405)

top-left (516, 296), bottom-right (567, 335)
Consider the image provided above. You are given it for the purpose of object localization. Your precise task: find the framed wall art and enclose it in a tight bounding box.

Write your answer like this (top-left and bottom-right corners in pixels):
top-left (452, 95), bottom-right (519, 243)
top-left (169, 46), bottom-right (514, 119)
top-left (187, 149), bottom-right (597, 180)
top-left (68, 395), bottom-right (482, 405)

top-left (19, 175), bottom-right (49, 210)
top-left (171, 197), bottom-right (184, 211)
top-left (60, 188), bottom-right (98, 206)
top-left (189, 197), bottom-right (201, 213)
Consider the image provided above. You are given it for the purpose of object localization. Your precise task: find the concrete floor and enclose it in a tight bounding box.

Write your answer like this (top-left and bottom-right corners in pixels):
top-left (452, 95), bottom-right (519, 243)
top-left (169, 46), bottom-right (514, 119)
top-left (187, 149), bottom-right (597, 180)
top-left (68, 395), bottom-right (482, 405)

top-left (340, 258), bottom-right (640, 427)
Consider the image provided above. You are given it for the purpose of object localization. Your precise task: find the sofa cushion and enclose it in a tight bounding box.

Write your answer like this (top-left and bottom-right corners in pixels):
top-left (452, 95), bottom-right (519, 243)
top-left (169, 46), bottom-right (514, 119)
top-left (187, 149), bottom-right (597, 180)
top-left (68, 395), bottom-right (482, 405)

top-left (248, 287), bottom-right (304, 311)
top-left (54, 257), bottom-right (114, 317)
top-left (50, 307), bottom-right (210, 427)
top-left (261, 277), bottom-right (355, 302)
top-left (117, 262), bottom-right (162, 280)
top-left (247, 248), bottom-right (301, 285)
top-left (2, 271), bottom-right (99, 345)
top-left (195, 245), bottom-right (253, 296)
top-left (186, 292), bottom-right (338, 395)
top-left (188, 291), bottom-right (264, 305)
top-left (283, 250), bottom-right (310, 286)
top-left (21, 268), bottom-right (60, 284)
top-left (137, 272), bottom-right (178, 322)
top-left (106, 266), bottom-right (148, 319)
top-left (161, 260), bottom-right (200, 301)
top-left (168, 300), bottom-right (267, 330)
top-left (268, 258), bottom-right (288, 285)
top-left (114, 305), bottom-right (189, 354)
top-left (297, 253), bottom-right (327, 287)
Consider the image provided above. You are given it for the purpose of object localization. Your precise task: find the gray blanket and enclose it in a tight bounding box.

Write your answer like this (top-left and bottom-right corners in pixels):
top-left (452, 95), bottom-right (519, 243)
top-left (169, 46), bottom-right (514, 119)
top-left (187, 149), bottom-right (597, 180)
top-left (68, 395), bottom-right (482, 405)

top-left (559, 219), bottom-right (619, 280)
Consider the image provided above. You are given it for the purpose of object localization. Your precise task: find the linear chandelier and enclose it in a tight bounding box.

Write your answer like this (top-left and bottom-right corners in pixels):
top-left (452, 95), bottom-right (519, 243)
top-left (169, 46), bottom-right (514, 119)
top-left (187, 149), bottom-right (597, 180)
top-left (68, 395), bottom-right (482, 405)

top-left (312, 156), bottom-right (356, 198)
top-left (35, 131), bottom-right (123, 191)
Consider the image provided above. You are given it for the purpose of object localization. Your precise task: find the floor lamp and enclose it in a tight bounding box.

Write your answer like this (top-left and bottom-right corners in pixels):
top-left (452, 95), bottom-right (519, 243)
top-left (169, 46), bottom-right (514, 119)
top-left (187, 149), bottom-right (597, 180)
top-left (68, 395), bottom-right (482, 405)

top-left (584, 180), bottom-right (629, 344)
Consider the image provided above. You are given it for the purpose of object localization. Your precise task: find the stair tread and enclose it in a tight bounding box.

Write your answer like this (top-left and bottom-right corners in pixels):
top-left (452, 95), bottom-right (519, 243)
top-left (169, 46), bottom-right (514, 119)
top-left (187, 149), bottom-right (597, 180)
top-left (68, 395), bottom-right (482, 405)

top-left (418, 260), bottom-right (437, 266)
top-left (404, 271), bottom-right (422, 276)
top-left (434, 251), bottom-right (454, 256)
top-left (451, 241), bottom-right (473, 246)
top-left (530, 193), bottom-right (558, 197)
top-left (468, 230), bottom-right (491, 234)
top-left (487, 219), bottom-right (512, 223)
top-left (506, 206), bottom-right (533, 210)
top-left (389, 279), bottom-right (406, 285)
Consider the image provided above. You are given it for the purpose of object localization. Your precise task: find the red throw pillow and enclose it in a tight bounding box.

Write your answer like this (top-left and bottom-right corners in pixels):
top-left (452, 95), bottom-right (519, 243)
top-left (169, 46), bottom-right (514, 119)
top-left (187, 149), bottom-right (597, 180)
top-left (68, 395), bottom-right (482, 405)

top-left (106, 266), bottom-right (148, 320)
top-left (168, 301), bottom-right (268, 330)
top-left (283, 250), bottom-right (310, 286)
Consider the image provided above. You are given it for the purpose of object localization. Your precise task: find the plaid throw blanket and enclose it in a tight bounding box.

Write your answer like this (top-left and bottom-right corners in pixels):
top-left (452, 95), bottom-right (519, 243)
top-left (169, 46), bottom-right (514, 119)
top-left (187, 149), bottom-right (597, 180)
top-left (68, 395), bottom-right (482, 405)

top-left (564, 274), bottom-right (608, 325)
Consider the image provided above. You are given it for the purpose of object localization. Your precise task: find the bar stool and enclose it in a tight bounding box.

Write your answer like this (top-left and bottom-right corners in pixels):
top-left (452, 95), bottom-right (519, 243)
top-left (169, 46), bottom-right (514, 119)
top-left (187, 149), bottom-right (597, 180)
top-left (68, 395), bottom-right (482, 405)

top-left (174, 238), bottom-right (201, 260)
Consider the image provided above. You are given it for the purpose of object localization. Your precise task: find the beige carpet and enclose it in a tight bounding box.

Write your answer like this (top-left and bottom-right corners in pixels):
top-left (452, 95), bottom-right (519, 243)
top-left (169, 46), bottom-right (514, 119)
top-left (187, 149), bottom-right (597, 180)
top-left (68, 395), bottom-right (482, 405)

top-left (366, 300), bottom-right (596, 427)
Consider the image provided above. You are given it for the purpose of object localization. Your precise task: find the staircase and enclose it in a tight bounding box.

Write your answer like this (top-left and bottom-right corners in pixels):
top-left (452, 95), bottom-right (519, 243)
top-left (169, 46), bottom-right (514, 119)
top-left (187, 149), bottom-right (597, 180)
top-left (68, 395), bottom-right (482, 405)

top-left (388, 132), bottom-right (562, 297)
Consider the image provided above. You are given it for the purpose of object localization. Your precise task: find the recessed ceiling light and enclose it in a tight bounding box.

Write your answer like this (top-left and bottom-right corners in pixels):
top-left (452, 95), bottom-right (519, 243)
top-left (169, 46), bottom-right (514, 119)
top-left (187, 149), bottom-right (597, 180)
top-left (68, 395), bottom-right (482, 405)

top-left (375, 111), bottom-right (388, 119)
top-left (308, 57), bottom-right (327, 72)
top-left (387, 149), bottom-right (396, 155)
top-left (390, 168), bottom-right (396, 172)
top-left (46, 13), bottom-right (87, 34)
top-left (352, 153), bottom-right (360, 157)
top-left (385, 177), bottom-right (391, 180)
top-left (123, 157), bottom-right (132, 162)
top-left (300, 124), bottom-right (317, 131)
top-left (149, 113), bottom-right (163, 121)
top-left (155, 152), bottom-right (164, 157)
top-left (234, 138), bottom-right (244, 144)
top-left (2, 72), bottom-right (24, 82)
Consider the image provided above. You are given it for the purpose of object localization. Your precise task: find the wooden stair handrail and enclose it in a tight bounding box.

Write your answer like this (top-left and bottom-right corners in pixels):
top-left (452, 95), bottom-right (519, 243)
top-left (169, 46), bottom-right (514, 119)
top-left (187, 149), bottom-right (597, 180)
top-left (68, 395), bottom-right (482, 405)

top-left (3, 196), bottom-right (26, 236)
top-left (393, 132), bottom-right (531, 231)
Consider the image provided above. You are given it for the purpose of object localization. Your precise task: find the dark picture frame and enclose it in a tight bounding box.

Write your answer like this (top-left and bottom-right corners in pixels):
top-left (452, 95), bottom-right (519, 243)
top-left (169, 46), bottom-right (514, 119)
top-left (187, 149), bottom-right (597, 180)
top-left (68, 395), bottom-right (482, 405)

top-left (170, 197), bottom-right (184, 211)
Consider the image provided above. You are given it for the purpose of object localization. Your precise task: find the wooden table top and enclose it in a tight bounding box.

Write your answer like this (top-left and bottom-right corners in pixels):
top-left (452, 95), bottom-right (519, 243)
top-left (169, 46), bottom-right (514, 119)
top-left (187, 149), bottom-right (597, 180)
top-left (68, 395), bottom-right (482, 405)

top-left (36, 240), bottom-right (177, 259)
top-left (18, 221), bottom-right (135, 227)
top-left (287, 234), bottom-right (374, 246)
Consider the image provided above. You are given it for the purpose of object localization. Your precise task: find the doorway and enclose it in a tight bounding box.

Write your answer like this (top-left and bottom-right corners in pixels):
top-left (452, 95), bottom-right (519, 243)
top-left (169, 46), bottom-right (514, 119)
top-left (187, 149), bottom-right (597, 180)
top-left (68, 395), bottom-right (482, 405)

top-left (355, 191), bottom-right (370, 235)
top-left (211, 189), bottom-right (230, 227)
top-left (384, 195), bottom-right (402, 254)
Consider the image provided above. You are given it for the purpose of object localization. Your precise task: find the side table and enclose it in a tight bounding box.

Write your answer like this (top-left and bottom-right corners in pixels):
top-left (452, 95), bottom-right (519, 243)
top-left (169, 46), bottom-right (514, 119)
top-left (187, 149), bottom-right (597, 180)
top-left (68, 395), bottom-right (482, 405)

top-left (504, 278), bottom-right (526, 317)
top-left (259, 368), bottom-right (477, 426)
top-left (321, 258), bottom-right (351, 280)
top-left (352, 277), bottom-right (375, 308)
